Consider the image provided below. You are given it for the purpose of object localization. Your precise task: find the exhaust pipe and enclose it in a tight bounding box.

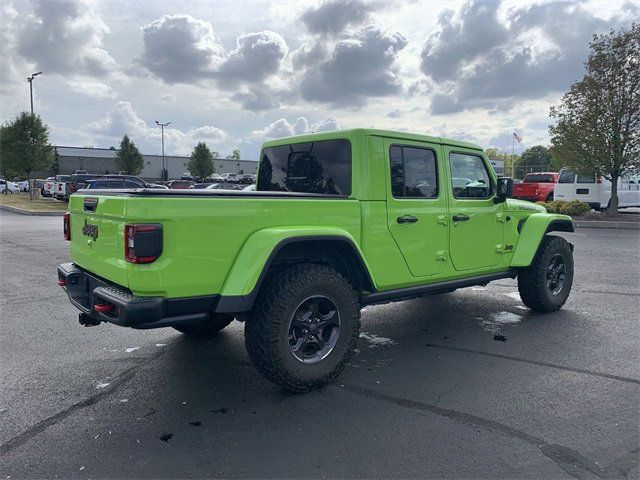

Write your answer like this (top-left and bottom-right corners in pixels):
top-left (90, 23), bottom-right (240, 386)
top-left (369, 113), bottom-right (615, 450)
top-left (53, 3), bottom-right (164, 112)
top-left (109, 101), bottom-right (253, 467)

top-left (79, 313), bottom-right (102, 327)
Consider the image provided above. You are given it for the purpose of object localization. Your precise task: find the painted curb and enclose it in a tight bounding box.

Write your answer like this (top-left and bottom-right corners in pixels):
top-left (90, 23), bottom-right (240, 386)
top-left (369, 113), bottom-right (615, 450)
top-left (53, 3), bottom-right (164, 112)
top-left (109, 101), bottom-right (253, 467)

top-left (574, 220), bottom-right (639, 230)
top-left (0, 205), bottom-right (65, 216)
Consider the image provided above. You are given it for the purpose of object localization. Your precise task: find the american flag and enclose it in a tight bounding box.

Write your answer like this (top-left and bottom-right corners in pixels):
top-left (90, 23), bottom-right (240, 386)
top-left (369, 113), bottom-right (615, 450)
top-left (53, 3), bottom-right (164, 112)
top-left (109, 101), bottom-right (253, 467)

top-left (513, 132), bottom-right (523, 143)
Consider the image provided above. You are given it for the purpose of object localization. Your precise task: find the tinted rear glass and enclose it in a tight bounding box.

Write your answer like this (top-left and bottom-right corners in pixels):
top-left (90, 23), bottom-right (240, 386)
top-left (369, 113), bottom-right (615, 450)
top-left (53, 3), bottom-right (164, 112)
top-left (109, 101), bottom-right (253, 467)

top-left (577, 173), bottom-right (595, 183)
top-left (257, 139), bottom-right (351, 195)
top-left (558, 170), bottom-right (575, 183)
top-left (524, 174), bottom-right (554, 183)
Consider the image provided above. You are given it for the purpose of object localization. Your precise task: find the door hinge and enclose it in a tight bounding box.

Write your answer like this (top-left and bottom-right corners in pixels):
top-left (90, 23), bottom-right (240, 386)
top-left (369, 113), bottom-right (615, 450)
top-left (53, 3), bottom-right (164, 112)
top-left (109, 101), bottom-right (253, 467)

top-left (436, 215), bottom-right (448, 226)
top-left (495, 243), bottom-right (504, 254)
top-left (436, 250), bottom-right (448, 261)
top-left (496, 213), bottom-right (505, 223)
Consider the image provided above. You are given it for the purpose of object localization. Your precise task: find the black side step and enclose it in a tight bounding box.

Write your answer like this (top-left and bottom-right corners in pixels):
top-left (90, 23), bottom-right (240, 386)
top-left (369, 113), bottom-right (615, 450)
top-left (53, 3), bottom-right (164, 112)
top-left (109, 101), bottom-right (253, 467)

top-left (361, 270), bottom-right (517, 306)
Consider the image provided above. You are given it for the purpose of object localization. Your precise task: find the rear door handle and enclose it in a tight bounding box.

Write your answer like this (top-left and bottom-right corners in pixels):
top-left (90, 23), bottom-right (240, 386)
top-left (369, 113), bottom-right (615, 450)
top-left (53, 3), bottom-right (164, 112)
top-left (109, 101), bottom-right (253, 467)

top-left (452, 214), bottom-right (470, 222)
top-left (397, 215), bottom-right (418, 224)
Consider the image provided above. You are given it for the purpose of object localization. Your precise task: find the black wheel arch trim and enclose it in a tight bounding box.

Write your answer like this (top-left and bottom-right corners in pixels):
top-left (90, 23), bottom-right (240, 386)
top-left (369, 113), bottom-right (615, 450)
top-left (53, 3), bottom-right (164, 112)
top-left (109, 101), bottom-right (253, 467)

top-left (517, 217), bottom-right (574, 234)
top-left (545, 218), bottom-right (574, 234)
top-left (215, 235), bottom-right (376, 314)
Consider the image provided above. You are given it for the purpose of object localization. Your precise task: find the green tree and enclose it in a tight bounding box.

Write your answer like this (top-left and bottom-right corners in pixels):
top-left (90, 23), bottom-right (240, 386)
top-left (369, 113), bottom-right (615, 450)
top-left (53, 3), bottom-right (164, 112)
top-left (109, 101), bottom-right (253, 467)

top-left (514, 145), bottom-right (555, 178)
top-left (485, 147), bottom-right (519, 177)
top-left (226, 149), bottom-right (241, 160)
top-left (188, 142), bottom-right (215, 179)
top-left (115, 134), bottom-right (144, 175)
top-left (51, 148), bottom-right (60, 175)
top-left (550, 24), bottom-right (639, 214)
top-left (0, 112), bottom-right (54, 198)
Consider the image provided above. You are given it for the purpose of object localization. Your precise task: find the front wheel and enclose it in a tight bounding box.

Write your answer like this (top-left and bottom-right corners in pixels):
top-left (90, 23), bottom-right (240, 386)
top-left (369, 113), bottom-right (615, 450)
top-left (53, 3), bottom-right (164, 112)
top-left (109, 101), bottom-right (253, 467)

top-left (517, 235), bottom-right (573, 312)
top-left (245, 264), bottom-right (360, 392)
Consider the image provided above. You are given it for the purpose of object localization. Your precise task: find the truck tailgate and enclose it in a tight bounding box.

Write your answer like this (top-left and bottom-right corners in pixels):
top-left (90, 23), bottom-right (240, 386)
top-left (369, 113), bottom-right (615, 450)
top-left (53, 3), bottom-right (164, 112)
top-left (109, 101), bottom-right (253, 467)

top-left (69, 194), bottom-right (129, 287)
top-left (513, 183), bottom-right (537, 198)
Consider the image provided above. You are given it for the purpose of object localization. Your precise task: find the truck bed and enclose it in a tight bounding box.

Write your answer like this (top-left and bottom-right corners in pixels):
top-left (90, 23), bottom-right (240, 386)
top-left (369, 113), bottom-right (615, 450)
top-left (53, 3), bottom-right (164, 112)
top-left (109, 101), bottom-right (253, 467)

top-left (68, 190), bottom-right (361, 299)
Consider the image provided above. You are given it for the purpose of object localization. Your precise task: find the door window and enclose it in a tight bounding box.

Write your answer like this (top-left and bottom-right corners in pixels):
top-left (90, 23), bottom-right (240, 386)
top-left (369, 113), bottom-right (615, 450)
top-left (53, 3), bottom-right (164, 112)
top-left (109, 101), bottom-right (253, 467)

top-left (389, 146), bottom-right (438, 199)
top-left (450, 153), bottom-right (491, 199)
top-left (558, 170), bottom-right (576, 183)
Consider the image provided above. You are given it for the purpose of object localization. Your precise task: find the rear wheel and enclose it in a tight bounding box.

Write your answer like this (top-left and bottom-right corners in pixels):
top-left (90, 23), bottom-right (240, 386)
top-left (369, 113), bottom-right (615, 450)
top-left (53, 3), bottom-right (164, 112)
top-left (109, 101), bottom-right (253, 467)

top-left (173, 314), bottom-right (234, 337)
top-left (517, 235), bottom-right (573, 312)
top-left (245, 264), bottom-right (360, 392)
top-left (546, 192), bottom-right (554, 202)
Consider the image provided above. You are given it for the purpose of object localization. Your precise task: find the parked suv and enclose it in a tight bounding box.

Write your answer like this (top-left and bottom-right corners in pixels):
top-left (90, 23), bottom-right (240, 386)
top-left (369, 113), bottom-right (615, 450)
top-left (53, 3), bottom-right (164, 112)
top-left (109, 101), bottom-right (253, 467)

top-left (59, 129), bottom-right (574, 392)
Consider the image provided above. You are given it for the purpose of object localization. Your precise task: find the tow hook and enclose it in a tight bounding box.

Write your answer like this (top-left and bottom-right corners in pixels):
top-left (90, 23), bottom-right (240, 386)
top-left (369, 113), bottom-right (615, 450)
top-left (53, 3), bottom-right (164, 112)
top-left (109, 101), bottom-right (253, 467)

top-left (79, 313), bottom-right (102, 327)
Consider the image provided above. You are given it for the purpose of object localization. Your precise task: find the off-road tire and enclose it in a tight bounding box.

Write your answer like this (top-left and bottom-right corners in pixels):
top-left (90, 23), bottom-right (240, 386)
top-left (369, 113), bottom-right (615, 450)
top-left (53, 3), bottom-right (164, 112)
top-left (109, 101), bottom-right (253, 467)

top-left (173, 314), bottom-right (234, 337)
top-left (517, 235), bottom-right (573, 312)
top-left (245, 264), bottom-right (360, 392)
top-left (546, 192), bottom-right (554, 202)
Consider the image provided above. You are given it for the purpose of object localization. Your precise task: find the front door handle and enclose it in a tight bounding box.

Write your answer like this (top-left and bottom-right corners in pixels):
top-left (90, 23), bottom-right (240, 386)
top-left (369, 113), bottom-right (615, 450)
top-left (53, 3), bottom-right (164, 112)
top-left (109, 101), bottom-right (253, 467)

top-left (397, 215), bottom-right (418, 224)
top-left (452, 214), bottom-right (470, 222)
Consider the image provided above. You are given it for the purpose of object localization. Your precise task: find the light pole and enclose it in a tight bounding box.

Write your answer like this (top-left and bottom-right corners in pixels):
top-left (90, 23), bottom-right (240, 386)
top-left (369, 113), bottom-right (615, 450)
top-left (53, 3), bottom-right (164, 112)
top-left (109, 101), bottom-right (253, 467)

top-left (27, 72), bottom-right (42, 116)
top-left (155, 120), bottom-right (171, 181)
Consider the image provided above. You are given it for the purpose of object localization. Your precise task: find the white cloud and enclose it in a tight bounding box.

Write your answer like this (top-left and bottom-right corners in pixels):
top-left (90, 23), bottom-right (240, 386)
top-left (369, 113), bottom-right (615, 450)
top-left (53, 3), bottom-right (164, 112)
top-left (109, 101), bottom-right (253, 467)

top-left (67, 80), bottom-right (116, 99)
top-left (17, 0), bottom-right (119, 77)
top-left (87, 100), bottom-right (230, 155)
top-left (299, 26), bottom-right (408, 106)
top-left (137, 14), bottom-right (224, 84)
top-left (250, 116), bottom-right (342, 140)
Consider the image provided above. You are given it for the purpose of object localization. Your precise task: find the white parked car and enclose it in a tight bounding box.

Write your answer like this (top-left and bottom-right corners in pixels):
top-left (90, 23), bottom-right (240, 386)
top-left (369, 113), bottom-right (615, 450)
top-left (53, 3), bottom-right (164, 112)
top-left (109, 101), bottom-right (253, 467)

top-left (0, 180), bottom-right (20, 194)
top-left (554, 168), bottom-right (640, 210)
top-left (16, 180), bottom-right (30, 192)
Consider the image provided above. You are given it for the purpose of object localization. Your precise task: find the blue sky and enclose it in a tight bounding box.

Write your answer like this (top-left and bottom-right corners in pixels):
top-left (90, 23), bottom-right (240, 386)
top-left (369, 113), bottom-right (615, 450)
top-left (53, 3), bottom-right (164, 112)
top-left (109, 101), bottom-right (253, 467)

top-left (1, 0), bottom-right (637, 160)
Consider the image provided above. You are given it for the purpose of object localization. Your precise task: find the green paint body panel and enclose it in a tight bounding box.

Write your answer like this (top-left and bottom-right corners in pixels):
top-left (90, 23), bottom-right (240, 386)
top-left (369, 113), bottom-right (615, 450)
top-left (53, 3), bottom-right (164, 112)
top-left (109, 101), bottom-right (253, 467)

top-left (509, 212), bottom-right (573, 267)
top-left (68, 128), bottom-right (572, 303)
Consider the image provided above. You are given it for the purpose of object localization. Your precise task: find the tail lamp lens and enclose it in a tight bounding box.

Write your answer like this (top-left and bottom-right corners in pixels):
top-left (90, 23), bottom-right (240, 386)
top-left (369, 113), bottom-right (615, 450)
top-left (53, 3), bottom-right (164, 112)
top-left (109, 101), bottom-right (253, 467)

top-left (124, 224), bottom-right (163, 264)
top-left (63, 212), bottom-right (71, 241)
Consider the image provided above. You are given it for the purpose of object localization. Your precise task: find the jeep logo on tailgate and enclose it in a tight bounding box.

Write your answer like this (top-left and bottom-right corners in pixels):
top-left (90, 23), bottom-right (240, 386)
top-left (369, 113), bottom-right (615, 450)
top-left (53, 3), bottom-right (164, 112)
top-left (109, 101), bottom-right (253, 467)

top-left (82, 219), bottom-right (99, 240)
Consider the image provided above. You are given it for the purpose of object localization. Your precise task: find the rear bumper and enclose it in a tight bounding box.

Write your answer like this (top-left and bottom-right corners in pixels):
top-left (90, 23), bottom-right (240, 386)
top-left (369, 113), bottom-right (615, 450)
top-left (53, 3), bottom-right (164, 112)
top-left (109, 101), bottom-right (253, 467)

top-left (57, 263), bottom-right (220, 329)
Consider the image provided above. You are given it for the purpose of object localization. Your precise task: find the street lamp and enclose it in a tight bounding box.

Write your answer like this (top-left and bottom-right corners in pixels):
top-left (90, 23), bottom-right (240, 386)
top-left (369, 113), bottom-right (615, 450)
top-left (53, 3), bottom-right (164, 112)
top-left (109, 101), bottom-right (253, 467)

top-left (155, 120), bottom-right (171, 181)
top-left (27, 72), bottom-right (42, 116)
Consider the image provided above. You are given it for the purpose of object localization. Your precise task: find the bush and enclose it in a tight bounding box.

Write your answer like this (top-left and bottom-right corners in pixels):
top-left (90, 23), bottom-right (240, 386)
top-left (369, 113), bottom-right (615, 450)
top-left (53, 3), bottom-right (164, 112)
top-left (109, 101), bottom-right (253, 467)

top-left (536, 200), bottom-right (591, 216)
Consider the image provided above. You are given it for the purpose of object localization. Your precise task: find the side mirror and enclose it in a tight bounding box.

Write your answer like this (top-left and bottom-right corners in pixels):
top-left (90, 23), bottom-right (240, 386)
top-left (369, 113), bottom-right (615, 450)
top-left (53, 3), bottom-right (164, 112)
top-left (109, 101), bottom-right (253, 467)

top-left (495, 177), bottom-right (513, 203)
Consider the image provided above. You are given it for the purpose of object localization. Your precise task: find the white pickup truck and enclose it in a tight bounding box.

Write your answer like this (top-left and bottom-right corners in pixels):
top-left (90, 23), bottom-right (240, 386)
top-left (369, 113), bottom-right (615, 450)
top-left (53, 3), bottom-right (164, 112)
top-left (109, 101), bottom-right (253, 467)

top-left (53, 175), bottom-right (71, 201)
top-left (554, 168), bottom-right (640, 210)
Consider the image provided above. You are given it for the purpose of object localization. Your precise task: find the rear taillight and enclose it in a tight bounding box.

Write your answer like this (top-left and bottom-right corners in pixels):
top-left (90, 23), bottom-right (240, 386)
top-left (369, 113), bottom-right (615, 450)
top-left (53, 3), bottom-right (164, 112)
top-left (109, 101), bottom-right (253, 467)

top-left (124, 224), bottom-right (163, 264)
top-left (70, 184), bottom-right (77, 193)
top-left (63, 212), bottom-right (71, 241)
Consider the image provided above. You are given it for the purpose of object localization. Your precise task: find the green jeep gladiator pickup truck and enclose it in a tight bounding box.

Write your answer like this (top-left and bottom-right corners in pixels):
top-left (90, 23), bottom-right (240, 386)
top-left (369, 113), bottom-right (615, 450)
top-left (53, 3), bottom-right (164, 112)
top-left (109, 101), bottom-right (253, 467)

top-left (58, 129), bottom-right (574, 391)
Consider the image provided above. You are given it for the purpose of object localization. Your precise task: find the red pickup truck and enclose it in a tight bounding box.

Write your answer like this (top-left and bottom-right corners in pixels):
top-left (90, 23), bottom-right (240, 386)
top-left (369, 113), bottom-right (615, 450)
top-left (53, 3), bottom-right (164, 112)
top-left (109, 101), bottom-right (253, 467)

top-left (513, 172), bottom-right (559, 202)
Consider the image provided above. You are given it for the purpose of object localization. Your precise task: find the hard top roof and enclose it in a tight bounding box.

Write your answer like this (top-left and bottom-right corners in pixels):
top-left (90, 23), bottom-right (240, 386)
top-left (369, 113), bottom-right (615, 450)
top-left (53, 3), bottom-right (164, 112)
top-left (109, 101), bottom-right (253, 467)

top-left (262, 128), bottom-right (483, 151)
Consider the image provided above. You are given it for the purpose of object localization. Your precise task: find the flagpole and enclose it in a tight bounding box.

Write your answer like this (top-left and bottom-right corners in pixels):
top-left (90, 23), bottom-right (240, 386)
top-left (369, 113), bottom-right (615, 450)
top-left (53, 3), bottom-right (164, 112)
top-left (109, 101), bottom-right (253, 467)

top-left (511, 133), bottom-right (514, 178)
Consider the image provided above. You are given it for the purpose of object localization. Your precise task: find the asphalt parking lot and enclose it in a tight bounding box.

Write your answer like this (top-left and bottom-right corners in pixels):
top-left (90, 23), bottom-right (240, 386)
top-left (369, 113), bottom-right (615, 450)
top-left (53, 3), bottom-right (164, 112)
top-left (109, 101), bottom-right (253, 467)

top-left (0, 210), bottom-right (638, 479)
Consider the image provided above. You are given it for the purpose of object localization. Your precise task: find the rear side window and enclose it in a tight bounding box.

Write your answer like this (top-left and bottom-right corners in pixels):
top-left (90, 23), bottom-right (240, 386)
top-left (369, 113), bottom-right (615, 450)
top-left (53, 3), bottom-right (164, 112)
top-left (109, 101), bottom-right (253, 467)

top-left (524, 174), bottom-right (554, 183)
top-left (450, 153), bottom-right (492, 199)
top-left (390, 145), bottom-right (438, 198)
top-left (257, 139), bottom-right (351, 195)
top-left (558, 170), bottom-right (575, 183)
top-left (577, 173), bottom-right (595, 183)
